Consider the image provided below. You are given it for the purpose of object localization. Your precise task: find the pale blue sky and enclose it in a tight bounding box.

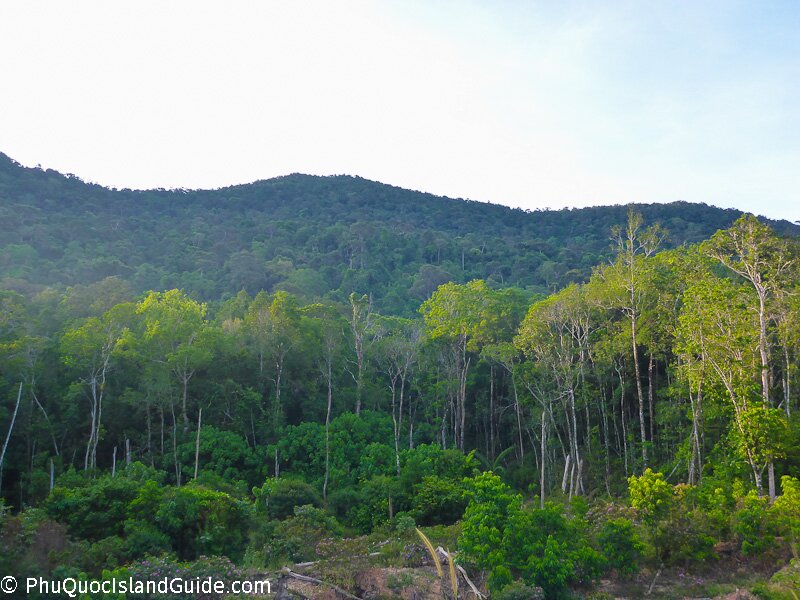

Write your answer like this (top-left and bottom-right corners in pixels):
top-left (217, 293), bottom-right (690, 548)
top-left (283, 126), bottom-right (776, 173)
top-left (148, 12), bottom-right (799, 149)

top-left (1, 1), bottom-right (798, 221)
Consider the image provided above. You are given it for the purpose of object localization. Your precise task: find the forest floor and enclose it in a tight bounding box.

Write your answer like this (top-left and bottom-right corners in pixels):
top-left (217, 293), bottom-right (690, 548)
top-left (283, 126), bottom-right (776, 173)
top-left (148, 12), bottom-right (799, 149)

top-left (595, 554), bottom-right (798, 599)
top-left (261, 529), bottom-right (798, 600)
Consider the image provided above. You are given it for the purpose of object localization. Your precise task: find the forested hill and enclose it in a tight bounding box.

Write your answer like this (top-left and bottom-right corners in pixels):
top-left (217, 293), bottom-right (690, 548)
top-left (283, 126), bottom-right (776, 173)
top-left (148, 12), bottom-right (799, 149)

top-left (2, 151), bottom-right (797, 313)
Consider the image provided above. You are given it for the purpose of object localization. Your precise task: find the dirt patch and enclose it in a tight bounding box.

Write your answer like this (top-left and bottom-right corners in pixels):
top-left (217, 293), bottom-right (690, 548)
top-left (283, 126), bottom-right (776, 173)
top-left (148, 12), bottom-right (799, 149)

top-left (354, 567), bottom-right (442, 599)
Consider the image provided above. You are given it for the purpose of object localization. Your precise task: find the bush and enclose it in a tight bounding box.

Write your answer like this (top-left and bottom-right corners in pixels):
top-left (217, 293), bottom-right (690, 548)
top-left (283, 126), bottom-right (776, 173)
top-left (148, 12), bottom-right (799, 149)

top-left (178, 426), bottom-right (263, 488)
top-left (598, 518), bottom-right (643, 576)
top-left (734, 490), bottom-right (776, 556)
top-left (126, 555), bottom-right (249, 600)
top-left (394, 512), bottom-right (416, 534)
top-left (410, 475), bottom-right (468, 525)
top-left (249, 504), bottom-right (343, 566)
top-left (487, 565), bottom-right (514, 593)
top-left (44, 475), bottom-right (141, 540)
top-left (772, 476), bottom-right (800, 558)
top-left (126, 481), bottom-right (251, 561)
top-left (458, 472), bottom-right (521, 571)
top-left (628, 469), bottom-right (673, 525)
top-left (460, 474), bottom-right (603, 599)
top-left (492, 581), bottom-right (545, 600)
top-left (254, 477), bottom-right (322, 520)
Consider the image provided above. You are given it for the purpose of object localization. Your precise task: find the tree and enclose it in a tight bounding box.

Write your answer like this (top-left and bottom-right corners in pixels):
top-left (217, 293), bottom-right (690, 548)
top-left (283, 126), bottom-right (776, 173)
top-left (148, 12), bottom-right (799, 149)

top-left (420, 280), bottom-right (503, 450)
top-left (772, 475), bottom-right (800, 558)
top-left (458, 472), bottom-right (522, 571)
top-left (61, 303), bottom-right (133, 470)
top-left (374, 316), bottom-right (422, 475)
top-left (516, 284), bottom-right (593, 499)
top-left (677, 274), bottom-right (781, 496)
top-left (595, 210), bottom-right (665, 469)
top-left (136, 290), bottom-right (211, 432)
top-left (703, 215), bottom-right (795, 407)
top-left (348, 292), bottom-right (373, 416)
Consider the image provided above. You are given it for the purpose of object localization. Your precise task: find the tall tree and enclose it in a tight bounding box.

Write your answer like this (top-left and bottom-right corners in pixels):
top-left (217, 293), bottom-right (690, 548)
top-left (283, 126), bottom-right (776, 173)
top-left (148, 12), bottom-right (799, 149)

top-left (348, 293), bottom-right (373, 416)
top-left (420, 280), bottom-right (503, 450)
top-left (703, 215), bottom-right (795, 406)
top-left (516, 284), bottom-right (593, 498)
top-left (135, 290), bottom-right (212, 433)
top-left (677, 273), bottom-right (784, 497)
top-left (61, 303), bottom-right (133, 470)
top-left (595, 210), bottom-right (665, 469)
top-left (374, 316), bottom-right (421, 475)
top-left (703, 215), bottom-right (796, 499)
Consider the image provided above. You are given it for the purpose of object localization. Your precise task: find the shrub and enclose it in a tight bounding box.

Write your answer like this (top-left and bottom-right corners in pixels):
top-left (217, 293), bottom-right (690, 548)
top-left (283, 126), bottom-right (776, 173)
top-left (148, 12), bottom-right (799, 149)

top-left (772, 476), bottom-right (800, 558)
top-left (492, 581), bottom-right (545, 600)
top-left (251, 504), bottom-right (343, 566)
top-left (487, 565), bottom-right (514, 593)
top-left (168, 484), bottom-right (249, 560)
top-left (458, 472), bottom-right (521, 571)
top-left (733, 490), bottom-right (776, 556)
top-left (254, 477), bottom-right (322, 520)
top-left (126, 555), bottom-right (248, 600)
top-left (410, 475), bottom-right (468, 525)
top-left (598, 518), bottom-right (643, 576)
top-left (394, 512), bottom-right (416, 534)
top-left (628, 469), bottom-right (673, 525)
top-left (43, 475), bottom-right (141, 540)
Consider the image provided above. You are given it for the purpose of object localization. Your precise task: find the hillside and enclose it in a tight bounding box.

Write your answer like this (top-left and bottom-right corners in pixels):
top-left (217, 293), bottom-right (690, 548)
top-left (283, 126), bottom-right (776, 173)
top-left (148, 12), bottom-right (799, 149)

top-left (3, 153), bottom-right (800, 598)
top-left (1, 152), bottom-right (797, 313)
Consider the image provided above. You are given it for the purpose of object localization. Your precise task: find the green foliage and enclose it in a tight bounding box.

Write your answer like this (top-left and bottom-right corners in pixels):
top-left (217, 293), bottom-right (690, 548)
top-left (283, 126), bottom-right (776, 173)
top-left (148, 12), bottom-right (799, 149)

top-left (458, 472), bottom-right (521, 571)
top-left (504, 503), bottom-right (603, 597)
top-left (125, 554), bottom-right (248, 600)
top-left (628, 469), bottom-right (673, 525)
top-left (393, 512), bottom-right (416, 534)
top-left (2, 154), bottom-right (786, 312)
top-left (178, 426), bottom-right (263, 488)
top-left (733, 406), bottom-right (790, 466)
top-left (598, 518), bottom-right (644, 576)
top-left (250, 504), bottom-right (344, 566)
top-left (124, 480), bottom-right (251, 561)
top-left (528, 535), bottom-right (576, 600)
top-left (3, 163), bottom-right (800, 585)
top-left (44, 475), bottom-right (141, 540)
top-left (773, 476), bottom-right (800, 558)
top-left (459, 473), bottom-right (604, 599)
top-left (254, 477), bottom-right (322, 521)
top-left (491, 581), bottom-right (545, 600)
top-left (487, 565), bottom-right (514, 593)
top-left (734, 490), bottom-right (777, 556)
top-left (409, 475), bottom-right (468, 525)
top-left (276, 411), bottom-right (394, 490)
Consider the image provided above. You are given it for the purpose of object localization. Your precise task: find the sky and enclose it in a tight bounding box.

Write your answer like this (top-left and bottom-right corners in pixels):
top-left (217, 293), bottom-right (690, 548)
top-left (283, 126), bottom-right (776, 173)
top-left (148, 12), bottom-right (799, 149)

top-left (1, 1), bottom-right (799, 222)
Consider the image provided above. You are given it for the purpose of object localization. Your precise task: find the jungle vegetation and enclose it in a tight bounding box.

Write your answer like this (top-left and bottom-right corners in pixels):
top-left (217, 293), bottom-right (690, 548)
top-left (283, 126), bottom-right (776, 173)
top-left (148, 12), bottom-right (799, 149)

top-left (1, 155), bottom-right (800, 598)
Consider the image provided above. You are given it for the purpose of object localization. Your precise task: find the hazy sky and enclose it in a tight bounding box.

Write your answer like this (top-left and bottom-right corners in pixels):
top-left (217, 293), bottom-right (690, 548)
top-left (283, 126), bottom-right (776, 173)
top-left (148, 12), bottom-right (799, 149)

top-left (1, 1), bottom-right (798, 221)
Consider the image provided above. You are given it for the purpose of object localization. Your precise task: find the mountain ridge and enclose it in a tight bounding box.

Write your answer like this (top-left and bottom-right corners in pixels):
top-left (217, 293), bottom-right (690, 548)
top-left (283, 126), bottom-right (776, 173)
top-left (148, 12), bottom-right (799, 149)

top-left (1, 151), bottom-right (797, 314)
top-left (3, 151), bottom-right (795, 227)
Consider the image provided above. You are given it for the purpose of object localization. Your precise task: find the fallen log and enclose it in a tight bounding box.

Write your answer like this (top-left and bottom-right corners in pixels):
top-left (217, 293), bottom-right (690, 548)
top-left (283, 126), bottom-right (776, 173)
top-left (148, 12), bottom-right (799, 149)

top-left (282, 568), bottom-right (365, 600)
top-left (434, 546), bottom-right (486, 599)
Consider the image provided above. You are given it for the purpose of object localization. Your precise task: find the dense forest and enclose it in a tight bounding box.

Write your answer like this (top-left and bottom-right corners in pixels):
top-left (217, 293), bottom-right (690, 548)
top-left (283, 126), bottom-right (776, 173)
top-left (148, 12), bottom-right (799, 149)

top-left (2, 157), bottom-right (800, 599)
top-left (2, 152), bottom-right (797, 315)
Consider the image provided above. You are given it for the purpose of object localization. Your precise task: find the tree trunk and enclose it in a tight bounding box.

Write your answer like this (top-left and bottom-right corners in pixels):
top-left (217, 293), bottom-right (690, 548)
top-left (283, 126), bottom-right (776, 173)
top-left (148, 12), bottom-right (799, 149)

top-left (194, 408), bottom-right (202, 480)
top-left (648, 353), bottom-right (656, 443)
top-left (631, 312), bottom-right (648, 468)
top-left (0, 383), bottom-right (23, 494)
top-left (489, 366), bottom-right (495, 461)
top-left (768, 461), bottom-right (776, 502)
top-left (540, 411), bottom-right (546, 509)
top-left (323, 360), bottom-right (332, 501)
top-left (757, 293), bottom-right (771, 405)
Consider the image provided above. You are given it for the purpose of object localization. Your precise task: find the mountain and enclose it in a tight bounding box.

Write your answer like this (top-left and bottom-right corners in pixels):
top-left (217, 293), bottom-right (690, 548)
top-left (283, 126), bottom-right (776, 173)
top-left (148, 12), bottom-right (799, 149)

top-left (1, 152), bottom-right (797, 314)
